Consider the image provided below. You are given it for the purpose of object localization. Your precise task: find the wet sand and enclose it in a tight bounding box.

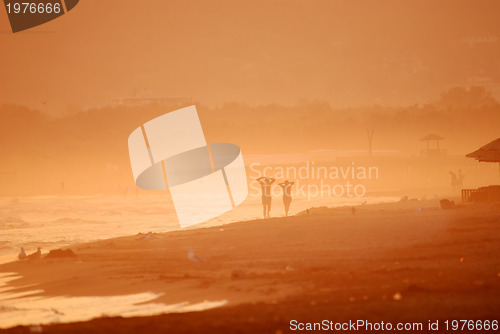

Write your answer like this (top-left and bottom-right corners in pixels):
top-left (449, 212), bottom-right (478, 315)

top-left (1, 199), bottom-right (499, 333)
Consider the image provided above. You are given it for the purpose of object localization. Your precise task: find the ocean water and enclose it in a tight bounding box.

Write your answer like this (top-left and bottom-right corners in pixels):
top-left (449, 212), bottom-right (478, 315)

top-left (0, 194), bottom-right (179, 258)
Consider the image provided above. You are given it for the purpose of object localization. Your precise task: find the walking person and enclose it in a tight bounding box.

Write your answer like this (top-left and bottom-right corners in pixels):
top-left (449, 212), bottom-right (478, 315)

top-left (278, 180), bottom-right (294, 216)
top-left (257, 177), bottom-right (275, 218)
top-left (449, 171), bottom-right (458, 191)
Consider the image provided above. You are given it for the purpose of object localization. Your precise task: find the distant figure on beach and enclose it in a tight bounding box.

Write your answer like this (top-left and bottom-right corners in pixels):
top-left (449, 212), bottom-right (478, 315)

top-left (257, 177), bottom-right (275, 218)
top-left (18, 247), bottom-right (26, 260)
top-left (449, 170), bottom-right (465, 191)
top-left (449, 171), bottom-right (458, 191)
top-left (351, 207), bottom-right (356, 216)
top-left (278, 180), bottom-right (295, 216)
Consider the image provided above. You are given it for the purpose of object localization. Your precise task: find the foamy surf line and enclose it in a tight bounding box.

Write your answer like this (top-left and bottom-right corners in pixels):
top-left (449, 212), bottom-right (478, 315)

top-left (0, 195), bottom-right (399, 257)
top-left (0, 272), bottom-right (227, 329)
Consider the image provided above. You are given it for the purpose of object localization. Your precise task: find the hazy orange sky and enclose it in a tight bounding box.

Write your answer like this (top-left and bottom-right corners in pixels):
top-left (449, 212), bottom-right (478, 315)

top-left (1, 0), bottom-right (500, 114)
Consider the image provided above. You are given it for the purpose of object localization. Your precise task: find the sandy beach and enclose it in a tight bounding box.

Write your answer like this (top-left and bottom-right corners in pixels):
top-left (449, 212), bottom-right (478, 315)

top-left (3, 0), bottom-right (500, 332)
top-left (0, 199), bottom-right (499, 333)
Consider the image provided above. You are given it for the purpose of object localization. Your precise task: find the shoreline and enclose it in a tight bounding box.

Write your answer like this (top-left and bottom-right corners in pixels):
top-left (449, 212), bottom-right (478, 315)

top-left (0, 194), bottom-right (404, 258)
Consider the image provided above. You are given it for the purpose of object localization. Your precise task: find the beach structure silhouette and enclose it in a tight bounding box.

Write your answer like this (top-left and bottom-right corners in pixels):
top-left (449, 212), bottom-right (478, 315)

top-left (467, 138), bottom-right (500, 178)
top-left (463, 138), bottom-right (500, 202)
top-left (421, 133), bottom-right (445, 158)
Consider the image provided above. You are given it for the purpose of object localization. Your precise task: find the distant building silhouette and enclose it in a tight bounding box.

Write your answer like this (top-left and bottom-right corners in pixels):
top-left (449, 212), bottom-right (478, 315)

top-left (420, 133), bottom-right (446, 158)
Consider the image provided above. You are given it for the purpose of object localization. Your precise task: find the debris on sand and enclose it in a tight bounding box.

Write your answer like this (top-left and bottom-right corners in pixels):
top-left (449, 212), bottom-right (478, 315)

top-left (231, 270), bottom-right (246, 279)
top-left (29, 325), bottom-right (43, 333)
top-left (440, 199), bottom-right (455, 209)
top-left (392, 292), bottom-right (402, 301)
top-left (188, 248), bottom-right (205, 262)
top-left (45, 249), bottom-right (77, 259)
top-left (135, 232), bottom-right (157, 241)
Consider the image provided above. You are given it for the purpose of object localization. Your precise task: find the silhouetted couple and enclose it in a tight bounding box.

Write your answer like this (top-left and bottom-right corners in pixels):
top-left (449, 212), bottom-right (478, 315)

top-left (257, 177), bottom-right (294, 218)
top-left (449, 169), bottom-right (465, 191)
